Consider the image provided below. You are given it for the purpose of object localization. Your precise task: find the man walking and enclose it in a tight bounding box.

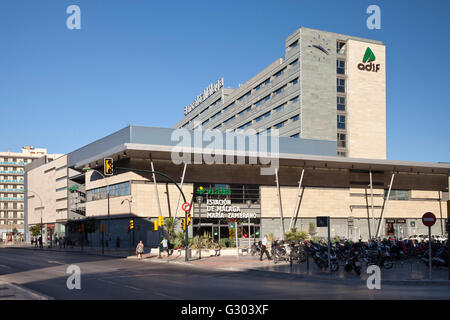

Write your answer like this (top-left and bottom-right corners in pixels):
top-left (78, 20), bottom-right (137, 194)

top-left (160, 237), bottom-right (170, 257)
top-left (260, 234), bottom-right (271, 261)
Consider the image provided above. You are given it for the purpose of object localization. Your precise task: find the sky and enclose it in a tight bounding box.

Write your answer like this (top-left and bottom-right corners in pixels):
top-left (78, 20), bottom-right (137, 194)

top-left (0, 0), bottom-right (449, 162)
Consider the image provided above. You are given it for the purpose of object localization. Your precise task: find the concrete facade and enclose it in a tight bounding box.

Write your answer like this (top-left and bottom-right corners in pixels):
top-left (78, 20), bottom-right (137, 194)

top-left (174, 27), bottom-right (385, 159)
top-left (0, 147), bottom-right (61, 241)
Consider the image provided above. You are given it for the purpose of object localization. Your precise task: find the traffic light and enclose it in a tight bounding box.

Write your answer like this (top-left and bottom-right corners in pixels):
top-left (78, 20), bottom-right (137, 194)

top-left (104, 158), bottom-right (113, 176)
top-left (129, 219), bottom-right (134, 229)
top-left (186, 213), bottom-right (191, 226)
top-left (158, 216), bottom-right (164, 227)
top-left (154, 220), bottom-right (159, 231)
top-left (181, 218), bottom-right (186, 230)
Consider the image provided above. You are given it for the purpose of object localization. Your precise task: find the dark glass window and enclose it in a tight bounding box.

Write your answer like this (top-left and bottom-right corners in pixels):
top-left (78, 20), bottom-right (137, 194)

top-left (337, 60), bottom-right (345, 74)
top-left (337, 96), bottom-right (346, 111)
top-left (337, 78), bottom-right (345, 93)
top-left (337, 115), bottom-right (346, 129)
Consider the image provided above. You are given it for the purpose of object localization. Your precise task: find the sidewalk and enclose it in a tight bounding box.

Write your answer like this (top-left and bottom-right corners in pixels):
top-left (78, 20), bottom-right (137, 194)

top-left (139, 251), bottom-right (450, 286)
top-left (0, 281), bottom-right (53, 300)
top-left (2, 243), bottom-right (135, 258)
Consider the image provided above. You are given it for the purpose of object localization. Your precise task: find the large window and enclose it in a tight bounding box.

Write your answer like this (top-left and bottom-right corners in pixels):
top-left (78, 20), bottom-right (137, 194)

top-left (238, 91), bottom-right (251, 102)
top-left (337, 133), bottom-right (346, 147)
top-left (337, 115), bottom-right (346, 129)
top-left (274, 68), bottom-right (285, 78)
top-left (255, 95), bottom-right (270, 107)
top-left (337, 60), bottom-right (345, 74)
top-left (384, 190), bottom-right (410, 200)
top-left (274, 85), bottom-right (286, 96)
top-left (337, 78), bottom-right (345, 93)
top-left (337, 96), bottom-right (346, 111)
top-left (87, 182), bottom-right (131, 201)
top-left (255, 111), bottom-right (271, 122)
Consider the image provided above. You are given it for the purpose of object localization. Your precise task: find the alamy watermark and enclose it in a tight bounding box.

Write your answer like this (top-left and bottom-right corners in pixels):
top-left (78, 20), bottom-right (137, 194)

top-left (66, 5), bottom-right (81, 30)
top-left (171, 124), bottom-right (280, 175)
top-left (366, 5), bottom-right (381, 30)
top-left (366, 265), bottom-right (381, 290)
top-left (66, 265), bottom-right (81, 290)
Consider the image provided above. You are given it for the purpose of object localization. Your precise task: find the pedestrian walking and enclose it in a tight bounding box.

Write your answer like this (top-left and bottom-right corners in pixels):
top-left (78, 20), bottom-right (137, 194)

top-left (38, 236), bottom-right (43, 248)
top-left (160, 237), bottom-right (170, 257)
top-left (136, 240), bottom-right (144, 259)
top-left (260, 234), bottom-right (271, 261)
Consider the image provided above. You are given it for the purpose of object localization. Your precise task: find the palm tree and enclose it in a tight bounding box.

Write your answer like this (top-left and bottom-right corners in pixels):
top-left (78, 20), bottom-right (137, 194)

top-left (164, 217), bottom-right (178, 243)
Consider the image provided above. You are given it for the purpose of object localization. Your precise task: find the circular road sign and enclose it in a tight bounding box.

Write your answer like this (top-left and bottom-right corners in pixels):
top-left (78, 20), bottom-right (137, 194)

top-left (181, 202), bottom-right (191, 212)
top-left (422, 212), bottom-right (436, 227)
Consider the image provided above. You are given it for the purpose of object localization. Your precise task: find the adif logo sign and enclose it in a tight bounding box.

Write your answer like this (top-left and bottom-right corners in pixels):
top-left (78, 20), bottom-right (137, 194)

top-left (357, 47), bottom-right (380, 73)
top-left (197, 186), bottom-right (231, 195)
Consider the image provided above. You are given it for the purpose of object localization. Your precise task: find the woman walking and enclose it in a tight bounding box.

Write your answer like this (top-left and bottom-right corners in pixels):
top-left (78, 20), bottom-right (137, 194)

top-left (136, 240), bottom-right (144, 259)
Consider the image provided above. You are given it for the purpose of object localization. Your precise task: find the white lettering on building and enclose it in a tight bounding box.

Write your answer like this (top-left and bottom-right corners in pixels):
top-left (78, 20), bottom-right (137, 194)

top-left (184, 78), bottom-right (224, 115)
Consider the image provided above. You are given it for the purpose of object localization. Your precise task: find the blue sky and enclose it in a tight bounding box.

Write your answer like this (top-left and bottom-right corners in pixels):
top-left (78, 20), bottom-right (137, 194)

top-left (0, 0), bottom-right (449, 162)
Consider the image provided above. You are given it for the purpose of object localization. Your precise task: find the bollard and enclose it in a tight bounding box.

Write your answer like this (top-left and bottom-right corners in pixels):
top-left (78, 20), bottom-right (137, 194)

top-left (306, 253), bottom-right (309, 274)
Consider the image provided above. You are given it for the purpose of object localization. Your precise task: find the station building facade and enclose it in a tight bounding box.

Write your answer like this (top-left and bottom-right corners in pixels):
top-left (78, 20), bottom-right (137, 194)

top-left (175, 27), bottom-right (386, 159)
top-left (25, 126), bottom-right (449, 248)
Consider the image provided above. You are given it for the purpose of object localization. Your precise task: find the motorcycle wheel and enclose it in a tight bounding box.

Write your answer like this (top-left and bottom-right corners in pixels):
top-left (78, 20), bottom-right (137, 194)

top-left (331, 261), bottom-right (339, 272)
top-left (273, 255), bottom-right (278, 264)
top-left (383, 260), bottom-right (393, 269)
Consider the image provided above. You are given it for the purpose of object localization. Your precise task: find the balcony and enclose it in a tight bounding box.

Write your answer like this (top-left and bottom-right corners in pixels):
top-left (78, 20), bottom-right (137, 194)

top-left (0, 170), bottom-right (24, 175)
top-left (0, 180), bottom-right (24, 184)
top-left (0, 161), bottom-right (27, 166)
top-left (0, 197), bottom-right (24, 201)
top-left (0, 189), bottom-right (24, 193)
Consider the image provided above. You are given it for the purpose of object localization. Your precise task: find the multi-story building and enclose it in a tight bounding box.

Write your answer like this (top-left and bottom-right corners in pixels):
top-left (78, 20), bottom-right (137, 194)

top-left (0, 146), bottom-right (61, 241)
top-left (175, 27), bottom-right (386, 159)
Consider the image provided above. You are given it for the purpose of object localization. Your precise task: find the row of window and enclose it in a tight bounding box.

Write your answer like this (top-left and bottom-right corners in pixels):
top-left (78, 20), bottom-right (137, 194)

top-left (0, 203), bottom-right (24, 209)
top-left (87, 182), bottom-right (131, 201)
top-left (184, 59), bottom-right (299, 128)
top-left (221, 95), bottom-right (299, 130)
top-left (0, 178), bottom-right (24, 183)
top-left (253, 114), bottom-right (300, 134)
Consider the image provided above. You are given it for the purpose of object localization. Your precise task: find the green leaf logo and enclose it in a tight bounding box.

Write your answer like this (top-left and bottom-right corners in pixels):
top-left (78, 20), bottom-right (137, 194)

top-left (197, 186), bottom-right (206, 194)
top-left (363, 47), bottom-right (376, 63)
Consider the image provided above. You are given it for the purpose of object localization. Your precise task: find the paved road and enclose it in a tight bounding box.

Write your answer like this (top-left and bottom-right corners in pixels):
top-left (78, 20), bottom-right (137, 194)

top-left (0, 248), bottom-right (449, 300)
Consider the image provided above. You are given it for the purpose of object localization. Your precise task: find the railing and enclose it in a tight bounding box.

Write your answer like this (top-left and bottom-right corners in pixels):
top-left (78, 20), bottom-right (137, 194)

top-left (0, 171), bottom-right (24, 174)
top-left (0, 197), bottom-right (24, 201)
top-left (0, 162), bottom-right (27, 166)
top-left (0, 189), bottom-right (24, 192)
top-left (0, 180), bottom-right (24, 184)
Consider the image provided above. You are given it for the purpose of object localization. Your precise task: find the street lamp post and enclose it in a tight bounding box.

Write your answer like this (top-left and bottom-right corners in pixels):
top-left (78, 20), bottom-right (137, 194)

top-left (121, 197), bottom-right (132, 256)
top-left (196, 196), bottom-right (203, 260)
top-left (246, 199), bottom-right (252, 251)
top-left (83, 168), bottom-right (110, 255)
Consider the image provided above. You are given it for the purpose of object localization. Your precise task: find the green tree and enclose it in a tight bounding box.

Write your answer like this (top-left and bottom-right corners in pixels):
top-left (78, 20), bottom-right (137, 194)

top-left (164, 217), bottom-right (178, 243)
top-left (308, 222), bottom-right (316, 237)
top-left (29, 224), bottom-right (43, 237)
top-left (12, 228), bottom-right (18, 236)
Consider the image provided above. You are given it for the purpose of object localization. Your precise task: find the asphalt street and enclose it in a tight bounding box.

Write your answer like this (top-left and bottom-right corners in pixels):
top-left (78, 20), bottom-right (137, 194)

top-left (0, 248), bottom-right (449, 300)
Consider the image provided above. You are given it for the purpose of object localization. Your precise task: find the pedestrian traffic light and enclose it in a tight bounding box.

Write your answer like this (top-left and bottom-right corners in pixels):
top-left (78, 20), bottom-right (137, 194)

top-left (154, 220), bottom-right (159, 231)
top-left (181, 218), bottom-right (186, 230)
top-left (186, 213), bottom-right (191, 226)
top-left (158, 216), bottom-right (164, 226)
top-left (104, 158), bottom-right (113, 176)
top-left (129, 219), bottom-right (134, 229)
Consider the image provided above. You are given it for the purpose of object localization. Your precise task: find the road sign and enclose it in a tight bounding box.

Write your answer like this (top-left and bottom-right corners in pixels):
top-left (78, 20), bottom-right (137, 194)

top-left (182, 202), bottom-right (191, 212)
top-left (317, 216), bottom-right (329, 227)
top-left (422, 212), bottom-right (436, 227)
